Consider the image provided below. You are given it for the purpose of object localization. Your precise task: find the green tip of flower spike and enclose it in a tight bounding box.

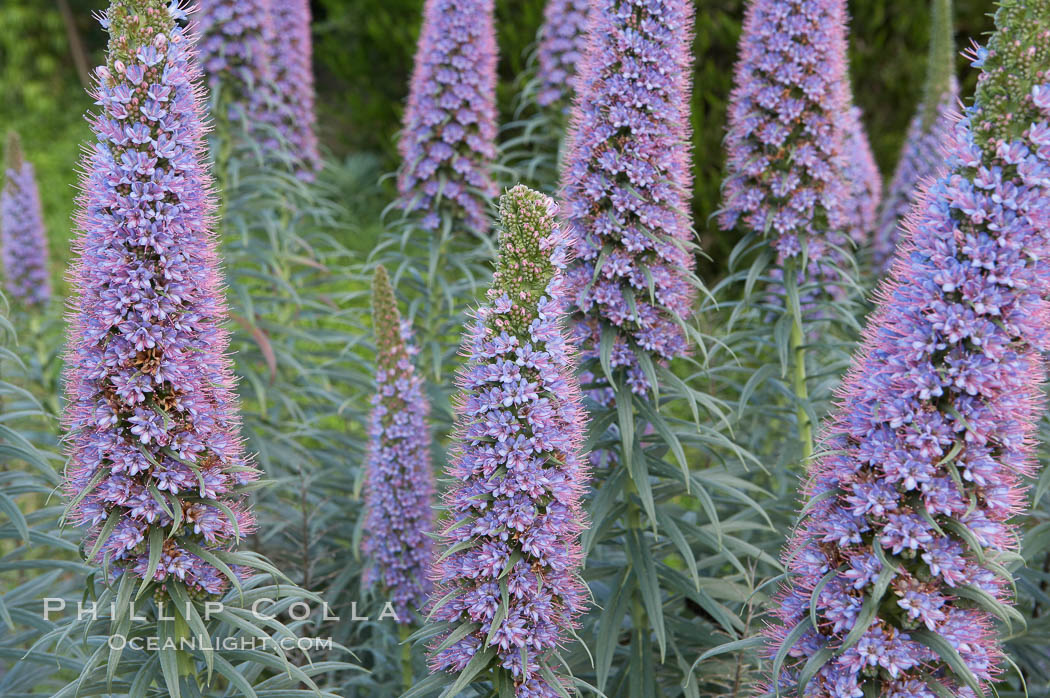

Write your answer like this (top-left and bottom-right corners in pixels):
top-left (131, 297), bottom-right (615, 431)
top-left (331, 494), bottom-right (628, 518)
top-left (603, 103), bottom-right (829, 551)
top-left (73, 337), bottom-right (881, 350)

top-left (973, 0), bottom-right (1050, 152)
top-left (921, 0), bottom-right (956, 128)
top-left (371, 265), bottom-right (406, 370)
top-left (4, 131), bottom-right (23, 173)
top-left (106, 0), bottom-right (175, 71)
top-left (492, 184), bottom-right (560, 336)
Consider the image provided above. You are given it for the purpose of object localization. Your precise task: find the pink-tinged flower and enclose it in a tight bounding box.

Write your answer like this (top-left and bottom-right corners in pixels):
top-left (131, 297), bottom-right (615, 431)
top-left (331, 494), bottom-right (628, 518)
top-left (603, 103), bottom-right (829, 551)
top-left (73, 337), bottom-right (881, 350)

top-left (64, 0), bottom-right (257, 597)
top-left (268, 0), bottom-right (321, 179)
top-left (396, 0), bottom-right (498, 234)
top-left (196, 0), bottom-right (278, 135)
top-left (842, 105), bottom-right (881, 245)
top-left (362, 265), bottom-right (434, 623)
top-left (1, 132), bottom-right (51, 307)
top-left (560, 0), bottom-right (697, 397)
top-left (535, 0), bottom-right (589, 111)
top-left (765, 8), bottom-right (1050, 691)
top-left (720, 0), bottom-right (855, 295)
top-left (427, 185), bottom-right (589, 696)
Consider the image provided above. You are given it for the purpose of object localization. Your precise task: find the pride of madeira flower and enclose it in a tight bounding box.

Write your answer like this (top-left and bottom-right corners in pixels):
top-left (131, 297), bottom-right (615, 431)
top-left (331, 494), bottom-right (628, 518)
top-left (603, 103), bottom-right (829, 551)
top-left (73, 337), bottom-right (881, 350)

top-left (362, 265), bottom-right (434, 622)
top-left (64, 0), bottom-right (256, 598)
top-left (560, 0), bottom-right (698, 397)
top-left (396, 0), bottom-right (499, 234)
top-left (1, 131), bottom-right (51, 307)
top-left (720, 0), bottom-right (857, 297)
top-left (765, 2), bottom-right (1050, 695)
top-left (427, 185), bottom-right (589, 697)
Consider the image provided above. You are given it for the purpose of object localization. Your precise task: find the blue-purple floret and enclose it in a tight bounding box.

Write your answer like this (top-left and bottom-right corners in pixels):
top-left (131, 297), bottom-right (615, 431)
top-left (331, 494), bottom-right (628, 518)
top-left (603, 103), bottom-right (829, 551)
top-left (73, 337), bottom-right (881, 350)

top-left (396, 0), bottom-right (499, 234)
top-left (765, 75), bottom-right (1050, 697)
top-left (427, 185), bottom-right (589, 697)
top-left (561, 0), bottom-right (697, 397)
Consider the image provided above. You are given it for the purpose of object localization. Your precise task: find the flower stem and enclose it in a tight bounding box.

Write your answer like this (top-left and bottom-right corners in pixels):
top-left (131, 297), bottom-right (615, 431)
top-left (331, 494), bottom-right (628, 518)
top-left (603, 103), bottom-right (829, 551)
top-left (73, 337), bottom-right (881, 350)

top-left (789, 294), bottom-right (812, 461)
top-left (400, 623), bottom-right (413, 691)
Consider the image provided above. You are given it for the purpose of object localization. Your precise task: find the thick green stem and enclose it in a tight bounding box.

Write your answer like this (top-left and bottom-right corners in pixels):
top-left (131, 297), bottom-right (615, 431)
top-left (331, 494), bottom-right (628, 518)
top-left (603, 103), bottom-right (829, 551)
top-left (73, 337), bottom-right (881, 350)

top-left (921, 0), bottom-right (955, 127)
top-left (399, 623), bottom-right (413, 691)
top-left (790, 307), bottom-right (813, 461)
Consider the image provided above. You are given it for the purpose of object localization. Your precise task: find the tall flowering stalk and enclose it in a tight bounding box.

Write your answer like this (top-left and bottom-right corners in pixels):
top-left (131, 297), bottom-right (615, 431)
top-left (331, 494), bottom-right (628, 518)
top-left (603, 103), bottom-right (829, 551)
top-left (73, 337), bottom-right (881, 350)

top-left (362, 265), bottom-right (434, 623)
top-left (64, 0), bottom-right (256, 598)
top-left (766, 2), bottom-right (1050, 694)
top-left (720, 0), bottom-right (855, 295)
top-left (873, 0), bottom-right (959, 269)
top-left (269, 0), bottom-right (321, 178)
top-left (396, 0), bottom-right (498, 234)
top-left (1, 132), bottom-right (51, 307)
top-left (561, 0), bottom-right (697, 398)
top-left (427, 185), bottom-right (588, 696)
top-left (196, 0), bottom-right (277, 138)
top-left (843, 105), bottom-right (881, 245)
top-left (535, 0), bottom-right (590, 113)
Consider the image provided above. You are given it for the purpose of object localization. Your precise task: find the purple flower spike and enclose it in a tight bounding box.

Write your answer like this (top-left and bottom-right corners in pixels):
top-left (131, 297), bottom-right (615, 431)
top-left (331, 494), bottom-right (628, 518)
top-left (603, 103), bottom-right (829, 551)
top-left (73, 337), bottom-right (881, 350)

top-left (843, 106), bottom-right (882, 245)
top-left (873, 0), bottom-right (959, 270)
top-left (64, 0), bottom-right (257, 598)
top-left (765, 4), bottom-right (1050, 692)
top-left (362, 265), bottom-right (434, 623)
top-left (396, 0), bottom-right (499, 235)
top-left (1, 132), bottom-right (51, 307)
top-left (427, 185), bottom-right (589, 696)
top-left (561, 0), bottom-right (697, 397)
top-left (196, 0), bottom-right (277, 133)
top-left (535, 0), bottom-right (590, 111)
top-left (720, 0), bottom-right (855, 291)
top-left (269, 0), bottom-right (321, 179)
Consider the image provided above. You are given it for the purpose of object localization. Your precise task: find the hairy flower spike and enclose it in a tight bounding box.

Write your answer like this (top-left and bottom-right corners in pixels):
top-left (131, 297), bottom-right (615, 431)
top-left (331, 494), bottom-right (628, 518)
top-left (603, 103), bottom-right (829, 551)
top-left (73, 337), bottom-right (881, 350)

top-left (268, 0), bottom-right (321, 179)
top-left (196, 0), bottom-right (278, 134)
top-left (1, 132), bottom-right (51, 307)
top-left (396, 0), bottom-right (498, 234)
top-left (535, 0), bottom-right (589, 111)
top-left (561, 0), bottom-right (697, 397)
top-left (64, 0), bottom-right (257, 597)
top-left (766, 3), bottom-right (1050, 694)
top-left (362, 265), bottom-right (434, 623)
top-left (720, 0), bottom-right (856, 291)
top-left (874, 0), bottom-right (959, 269)
top-left (427, 185), bottom-right (589, 696)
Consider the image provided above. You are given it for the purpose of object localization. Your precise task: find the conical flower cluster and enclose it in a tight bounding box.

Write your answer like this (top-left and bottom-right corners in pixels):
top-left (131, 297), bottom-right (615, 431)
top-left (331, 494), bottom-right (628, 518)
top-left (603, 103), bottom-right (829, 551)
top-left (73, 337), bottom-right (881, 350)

top-left (535, 0), bottom-right (590, 112)
top-left (873, 88), bottom-right (957, 268)
top-left (362, 265), bottom-right (434, 623)
top-left (843, 105), bottom-right (881, 245)
top-left (1, 132), bottom-right (51, 307)
top-left (720, 0), bottom-right (855, 292)
top-left (874, 0), bottom-right (960, 270)
top-left (196, 0), bottom-right (277, 135)
top-left (427, 185), bottom-right (589, 696)
top-left (766, 4), bottom-right (1050, 693)
top-left (561, 0), bottom-right (697, 397)
top-left (64, 0), bottom-right (256, 597)
top-left (396, 0), bottom-right (499, 234)
top-left (269, 0), bottom-right (321, 178)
